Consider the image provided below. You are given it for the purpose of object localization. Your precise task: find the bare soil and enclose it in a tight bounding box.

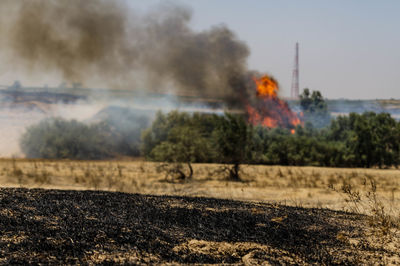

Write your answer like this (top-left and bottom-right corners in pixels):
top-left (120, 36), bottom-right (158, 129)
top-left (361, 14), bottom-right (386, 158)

top-left (1, 188), bottom-right (398, 265)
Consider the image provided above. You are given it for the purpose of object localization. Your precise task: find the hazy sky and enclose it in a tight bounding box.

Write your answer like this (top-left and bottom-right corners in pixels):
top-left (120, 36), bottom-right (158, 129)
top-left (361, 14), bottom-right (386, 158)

top-left (130, 0), bottom-right (400, 99)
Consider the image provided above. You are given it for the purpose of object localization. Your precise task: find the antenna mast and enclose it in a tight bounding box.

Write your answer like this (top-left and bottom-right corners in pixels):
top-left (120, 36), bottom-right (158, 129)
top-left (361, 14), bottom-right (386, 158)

top-left (291, 42), bottom-right (299, 99)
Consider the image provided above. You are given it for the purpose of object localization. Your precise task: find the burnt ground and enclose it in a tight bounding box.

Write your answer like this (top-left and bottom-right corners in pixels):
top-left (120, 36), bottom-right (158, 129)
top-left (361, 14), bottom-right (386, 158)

top-left (0, 188), bottom-right (397, 265)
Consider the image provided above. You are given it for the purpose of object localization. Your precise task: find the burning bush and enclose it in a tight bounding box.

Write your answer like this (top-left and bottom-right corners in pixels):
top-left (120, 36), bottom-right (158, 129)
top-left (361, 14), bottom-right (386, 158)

top-left (246, 75), bottom-right (302, 133)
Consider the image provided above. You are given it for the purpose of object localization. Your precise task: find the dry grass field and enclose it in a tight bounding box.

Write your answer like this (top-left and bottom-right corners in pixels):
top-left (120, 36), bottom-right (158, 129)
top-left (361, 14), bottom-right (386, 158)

top-left (1, 159), bottom-right (399, 264)
top-left (1, 159), bottom-right (399, 214)
top-left (0, 159), bottom-right (400, 216)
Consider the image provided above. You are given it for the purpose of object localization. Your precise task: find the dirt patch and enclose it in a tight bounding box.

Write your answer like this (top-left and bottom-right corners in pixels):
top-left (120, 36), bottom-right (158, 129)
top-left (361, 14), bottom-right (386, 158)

top-left (1, 188), bottom-right (398, 264)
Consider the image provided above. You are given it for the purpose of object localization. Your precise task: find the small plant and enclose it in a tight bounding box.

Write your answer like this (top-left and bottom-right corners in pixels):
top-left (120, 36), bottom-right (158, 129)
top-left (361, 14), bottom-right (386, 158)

top-left (364, 179), bottom-right (397, 238)
top-left (330, 176), bottom-right (399, 254)
top-left (340, 183), bottom-right (362, 213)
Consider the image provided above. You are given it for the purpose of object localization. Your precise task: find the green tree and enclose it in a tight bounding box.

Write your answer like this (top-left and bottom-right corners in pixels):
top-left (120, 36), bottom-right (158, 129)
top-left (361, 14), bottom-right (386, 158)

top-left (212, 113), bottom-right (252, 181)
top-left (328, 112), bottom-right (400, 168)
top-left (141, 111), bottom-right (191, 158)
top-left (151, 126), bottom-right (213, 180)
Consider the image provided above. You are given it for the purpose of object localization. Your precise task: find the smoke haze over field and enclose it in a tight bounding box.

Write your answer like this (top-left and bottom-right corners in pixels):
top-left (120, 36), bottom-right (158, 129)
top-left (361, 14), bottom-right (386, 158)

top-left (0, 0), bottom-right (255, 106)
top-left (0, 101), bottom-right (107, 157)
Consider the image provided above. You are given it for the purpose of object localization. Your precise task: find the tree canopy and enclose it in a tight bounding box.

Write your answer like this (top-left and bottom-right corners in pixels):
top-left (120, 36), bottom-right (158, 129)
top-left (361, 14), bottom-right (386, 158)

top-left (20, 107), bottom-right (400, 170)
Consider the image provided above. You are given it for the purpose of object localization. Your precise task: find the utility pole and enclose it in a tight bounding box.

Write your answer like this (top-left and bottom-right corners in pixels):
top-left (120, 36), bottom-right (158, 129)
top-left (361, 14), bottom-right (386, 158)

top-left (291, 42), bottom-right (299, 99)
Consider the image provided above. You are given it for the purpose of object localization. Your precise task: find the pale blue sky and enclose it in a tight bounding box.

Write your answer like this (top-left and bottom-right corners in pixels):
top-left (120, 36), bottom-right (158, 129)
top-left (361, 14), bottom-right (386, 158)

top-left (129, 0), bottom-right (400, 99)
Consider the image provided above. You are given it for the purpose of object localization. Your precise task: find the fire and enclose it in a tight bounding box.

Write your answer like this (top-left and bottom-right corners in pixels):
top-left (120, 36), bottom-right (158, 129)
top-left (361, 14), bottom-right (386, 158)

top-left (247, 74), bottom-right (302, 132)
top-left (254, 75), bottom-right (278, 98)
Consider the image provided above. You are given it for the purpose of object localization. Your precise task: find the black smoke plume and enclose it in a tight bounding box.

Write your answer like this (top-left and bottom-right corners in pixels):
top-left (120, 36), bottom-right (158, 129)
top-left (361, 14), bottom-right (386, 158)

top-left (0, 0), bottom-right (253, 108)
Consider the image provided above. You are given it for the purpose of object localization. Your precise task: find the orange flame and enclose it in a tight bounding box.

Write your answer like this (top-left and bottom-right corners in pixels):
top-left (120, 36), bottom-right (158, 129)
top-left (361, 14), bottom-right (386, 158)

top-left (247, 74), bottom-right (303, 132)
top-left (254, 75), bottom-right (278, 98)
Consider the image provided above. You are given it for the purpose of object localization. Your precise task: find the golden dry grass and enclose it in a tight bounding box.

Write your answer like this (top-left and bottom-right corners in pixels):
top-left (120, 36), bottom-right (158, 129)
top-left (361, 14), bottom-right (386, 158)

top-left (1, 158), bottom-right (399, 216)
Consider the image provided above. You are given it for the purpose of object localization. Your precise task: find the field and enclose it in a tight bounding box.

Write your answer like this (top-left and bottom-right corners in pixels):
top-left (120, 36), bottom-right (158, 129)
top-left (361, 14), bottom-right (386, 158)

top-left (1, 159), bottom-right (399, 263)
top-left (1, 159), bottom-right (399, 212)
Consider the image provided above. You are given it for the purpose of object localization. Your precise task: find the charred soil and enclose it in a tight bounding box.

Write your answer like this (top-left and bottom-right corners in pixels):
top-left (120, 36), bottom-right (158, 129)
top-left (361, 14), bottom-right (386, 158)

top-left (0, 188), bottom-right (397, 264)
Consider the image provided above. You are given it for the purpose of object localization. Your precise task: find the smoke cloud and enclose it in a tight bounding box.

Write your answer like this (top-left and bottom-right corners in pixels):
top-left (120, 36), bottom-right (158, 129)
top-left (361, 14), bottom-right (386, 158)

top-left (0, 0), bottom-right (253, 107)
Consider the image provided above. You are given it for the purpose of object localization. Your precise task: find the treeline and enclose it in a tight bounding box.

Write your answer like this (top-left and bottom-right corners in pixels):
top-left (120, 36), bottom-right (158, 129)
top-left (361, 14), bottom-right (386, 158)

top-left (142, 111), bottom-right (400, 168)
top-left (21, 110), bottom-right (400, 169)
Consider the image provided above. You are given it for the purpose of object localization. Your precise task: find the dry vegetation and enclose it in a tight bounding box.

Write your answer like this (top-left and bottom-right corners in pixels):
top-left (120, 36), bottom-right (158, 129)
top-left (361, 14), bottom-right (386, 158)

top-left (1, 159), bottom-right (399, 263)
top-left (1, 159), bottom-right (399, 213)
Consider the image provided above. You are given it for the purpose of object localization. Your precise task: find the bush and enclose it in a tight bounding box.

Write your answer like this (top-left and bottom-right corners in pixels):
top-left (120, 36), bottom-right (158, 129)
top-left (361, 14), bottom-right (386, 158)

top-left (143, 112), bottom-right (253, 180)
top-left (141, 111), bottom-right (220, 161)
top-left (141, 111), bottom-right (191, 158)
top-left (151, 126), bottom-right (213, 180)
top-left (20, 118), bottom-right (113, 160)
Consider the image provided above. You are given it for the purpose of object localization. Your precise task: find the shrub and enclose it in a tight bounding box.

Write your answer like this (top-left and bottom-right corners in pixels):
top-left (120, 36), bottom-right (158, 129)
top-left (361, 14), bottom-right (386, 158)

top-left (20, 118), bottom-right (113, 160)
top-left (141, 111), bottom-right (220, 161)
top-left (151, 126), bottom-right (213, 180)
